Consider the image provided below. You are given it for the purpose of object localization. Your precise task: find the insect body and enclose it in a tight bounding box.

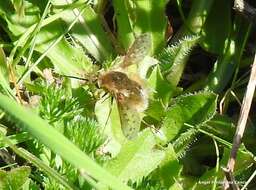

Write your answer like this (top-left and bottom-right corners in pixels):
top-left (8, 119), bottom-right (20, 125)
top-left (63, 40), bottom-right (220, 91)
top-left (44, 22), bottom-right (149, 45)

top-left (98, 33), bottom-right (151, 139)
top-left (99, 71), bottom-right (148, 112)
top-left (99, 70), bottom-right (148, 139)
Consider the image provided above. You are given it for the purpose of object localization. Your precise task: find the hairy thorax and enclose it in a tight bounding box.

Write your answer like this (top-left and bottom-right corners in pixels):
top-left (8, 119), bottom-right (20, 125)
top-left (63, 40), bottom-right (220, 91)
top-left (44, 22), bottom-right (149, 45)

top-left (98, 71), bottom-right (148, 112)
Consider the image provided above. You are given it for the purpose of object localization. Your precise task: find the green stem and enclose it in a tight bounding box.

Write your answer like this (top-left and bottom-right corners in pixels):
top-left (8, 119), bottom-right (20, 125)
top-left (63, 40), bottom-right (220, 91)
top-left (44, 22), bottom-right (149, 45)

top-left (172, 0), bottom-right (214, 41)
top-left (112, 0), bottom-right (134, 50)
top-left (205, 16), bottom-right (252, 93)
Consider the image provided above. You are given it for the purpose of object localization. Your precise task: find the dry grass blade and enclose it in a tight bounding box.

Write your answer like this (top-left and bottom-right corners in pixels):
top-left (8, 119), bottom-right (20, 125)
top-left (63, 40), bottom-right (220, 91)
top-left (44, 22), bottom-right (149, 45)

top-left (223, 47), bottom-right (256, 190)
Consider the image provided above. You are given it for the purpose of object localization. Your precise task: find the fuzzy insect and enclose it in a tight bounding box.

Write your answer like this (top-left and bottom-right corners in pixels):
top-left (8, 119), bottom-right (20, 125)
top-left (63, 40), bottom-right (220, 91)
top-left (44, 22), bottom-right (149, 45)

top-left (98, 33), bottom-right (151, 139)
top-left (61, 34), bottom-right (151, 139)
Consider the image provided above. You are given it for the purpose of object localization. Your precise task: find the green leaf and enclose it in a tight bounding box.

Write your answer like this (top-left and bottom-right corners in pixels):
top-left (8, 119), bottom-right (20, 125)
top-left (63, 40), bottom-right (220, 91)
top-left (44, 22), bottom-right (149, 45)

top-left (145, 99), bottom-right (166, 121)
top-left (12, 0), bottom-right (25, 17)
top-left (132, 0), bottom-right (168, 54)
top-left (154, 144), bottom-right (182, 188)
top-left (0, 48), bottom-right (8, 83)
top-left (112, 0), bottom-right (135, 50)
top-left (0, 48), bottom-right (13, 98)
top-left (169, 182), bottom-right (184, 190)
top-left (161, 91), bottom-right (217, 142)
top-left (148, 65), bottom-right (174, 105)
top-left (0, 94), bottom-right (132, 190)
top-left (173, 0), bottom-right (214, 37)
top-left (0, 1), bottom-right (91, 75)
top-left (34, 20), bottom-right (89, 74)
top-left (158, 35), bottom-right (200, 89)
top-left (0, 132), bottom-right (31, 149)
top-left (138, 56), bottom-right (158, 79)
top-left (53, 1), bottom-right (115, 61)
top-left (172, 128), bottom-right (198, 159)
top-left (106, 129), bottom-right (165, 182)
top-left (201, 0), bottom-right (232, 54)
top-left (205, 15), bottom-right (251, 93)
top-left (0, 1), bottom-right (39, 37)
top-left (0, 166), bottom-right (30, 190)
top-left (95, 97), bottom-right (124, 156)
top-left (204, 114), bottom-right (235, 142)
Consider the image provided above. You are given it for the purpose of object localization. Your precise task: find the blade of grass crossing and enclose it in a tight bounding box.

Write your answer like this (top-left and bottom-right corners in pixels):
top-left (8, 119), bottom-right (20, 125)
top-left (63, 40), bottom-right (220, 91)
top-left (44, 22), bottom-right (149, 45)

top-left (0, 94), bottom-right (132, 190)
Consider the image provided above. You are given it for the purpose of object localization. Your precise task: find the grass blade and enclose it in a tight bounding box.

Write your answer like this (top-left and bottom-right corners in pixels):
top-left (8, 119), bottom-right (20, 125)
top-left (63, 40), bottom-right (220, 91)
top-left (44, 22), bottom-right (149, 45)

top-left (0, 94), bottom-right (132, 190)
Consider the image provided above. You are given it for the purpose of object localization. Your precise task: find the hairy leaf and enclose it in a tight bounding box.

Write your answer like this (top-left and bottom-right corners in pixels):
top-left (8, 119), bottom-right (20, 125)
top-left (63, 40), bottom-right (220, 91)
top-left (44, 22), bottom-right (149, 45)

top-left (158, 35), bottom-right (200, 88)
top-left (161, 91), bottom-right (217, 143)
top-left (106, 129), bottom-right (165, 182)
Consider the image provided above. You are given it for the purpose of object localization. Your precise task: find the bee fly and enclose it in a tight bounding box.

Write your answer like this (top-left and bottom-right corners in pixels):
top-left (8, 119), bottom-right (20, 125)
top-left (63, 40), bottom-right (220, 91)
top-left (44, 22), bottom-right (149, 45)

top-left (98, 33), bottom-right (151, 139)
top-left (63, 33), bottom-right (151, 139)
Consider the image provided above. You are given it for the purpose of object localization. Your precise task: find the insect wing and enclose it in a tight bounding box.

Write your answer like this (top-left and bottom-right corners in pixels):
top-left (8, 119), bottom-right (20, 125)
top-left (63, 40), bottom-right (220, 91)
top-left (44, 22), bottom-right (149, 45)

top-left (118, 104), bottom-right (142, 139)
top-left (121, 33), bottom-right (151, 68)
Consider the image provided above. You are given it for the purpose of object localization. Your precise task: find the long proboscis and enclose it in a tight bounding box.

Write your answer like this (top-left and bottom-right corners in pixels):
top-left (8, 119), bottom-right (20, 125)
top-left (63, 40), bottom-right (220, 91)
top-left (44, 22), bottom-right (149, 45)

top-left (60, 74), bottom-right (98, 85)
top-left (60, 75), bottom-right (90, 81)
